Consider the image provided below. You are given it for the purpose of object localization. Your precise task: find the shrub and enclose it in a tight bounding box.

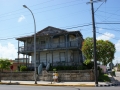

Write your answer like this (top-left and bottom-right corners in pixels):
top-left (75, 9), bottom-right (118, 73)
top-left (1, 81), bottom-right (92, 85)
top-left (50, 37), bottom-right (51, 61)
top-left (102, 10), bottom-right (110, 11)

top-left (98, 74), bottom-right (111, 82)
top-left (20, 65), bottom-right (27, 71)
top-left (77, 65), bottom-right (88, 70)
top-left (110, 71), bottom-right (116, 77)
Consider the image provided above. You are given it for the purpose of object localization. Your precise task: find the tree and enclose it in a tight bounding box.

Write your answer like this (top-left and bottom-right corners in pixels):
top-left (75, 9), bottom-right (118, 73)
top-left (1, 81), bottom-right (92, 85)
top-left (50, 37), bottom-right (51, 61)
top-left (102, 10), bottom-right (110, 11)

top-left (0, 58), bottom-right (12, 72)
top-left (81, 37), bottom-right (116, 65)
top-left (0, 58), bottom-right (12, 82)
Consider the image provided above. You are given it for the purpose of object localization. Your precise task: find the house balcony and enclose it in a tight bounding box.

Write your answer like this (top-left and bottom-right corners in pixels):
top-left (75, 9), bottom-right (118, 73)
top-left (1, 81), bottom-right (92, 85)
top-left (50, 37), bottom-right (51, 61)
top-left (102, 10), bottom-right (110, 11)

top-left (18, 41), bottom-right (80, 52)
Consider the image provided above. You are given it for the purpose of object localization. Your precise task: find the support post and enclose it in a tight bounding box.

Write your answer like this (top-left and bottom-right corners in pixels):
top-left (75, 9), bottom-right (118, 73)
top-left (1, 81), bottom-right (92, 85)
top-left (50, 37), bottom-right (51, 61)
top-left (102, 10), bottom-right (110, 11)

top-left (90, 0), bottom-right (98, 86)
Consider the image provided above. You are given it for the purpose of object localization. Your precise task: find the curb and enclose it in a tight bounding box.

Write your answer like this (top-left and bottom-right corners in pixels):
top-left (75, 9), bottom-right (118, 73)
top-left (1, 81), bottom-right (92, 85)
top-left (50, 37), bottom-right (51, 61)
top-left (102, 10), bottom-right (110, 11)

top-left (0, 82), bottom-right (94, 87)
top-left (0, 82), bottom-right (120, 87)
top-left (98, 83), bottom-right (120, 87)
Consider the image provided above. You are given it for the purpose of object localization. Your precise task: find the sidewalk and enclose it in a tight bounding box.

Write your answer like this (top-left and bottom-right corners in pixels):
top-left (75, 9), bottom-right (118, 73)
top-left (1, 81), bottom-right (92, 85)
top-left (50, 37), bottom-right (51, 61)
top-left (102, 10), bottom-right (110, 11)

top-left (0, 80), bottom-right (115, 87)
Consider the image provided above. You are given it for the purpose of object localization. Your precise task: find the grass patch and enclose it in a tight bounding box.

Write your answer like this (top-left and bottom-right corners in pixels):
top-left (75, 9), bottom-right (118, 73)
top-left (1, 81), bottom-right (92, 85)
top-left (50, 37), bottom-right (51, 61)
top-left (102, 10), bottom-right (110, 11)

top-left (98, 74), bottom-right (111, 82)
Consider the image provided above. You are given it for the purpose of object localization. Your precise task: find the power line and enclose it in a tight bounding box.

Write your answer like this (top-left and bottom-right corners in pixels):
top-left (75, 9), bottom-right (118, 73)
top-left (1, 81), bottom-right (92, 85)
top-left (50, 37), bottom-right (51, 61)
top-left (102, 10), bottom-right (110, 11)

top-left (0, 24), bottom-right (92, 41)
top-left (0, 0), bottom-right (83, 19)
top-left (0, 32), bottom-right (34, 41)
top-left (0, 1), bottom-right (86, 22)
top-left (60, 23), bottom-right (92, 29)
top-left (95, 6), bottom-right (120, 31)
top-left (0, 0), bottom-right (54, 17)
top-left (96, 10), bottom-right (120, 17)
top-left (1, 9), bottom-right (89, 31)
top-left (96, 22), bottom-right (120, 24)
top-left (96, 31), bottom-right (119, 40)
top-left (96, 27), bottom-right (120, 32)
top-left (94, 1), bottom-right (105, 13)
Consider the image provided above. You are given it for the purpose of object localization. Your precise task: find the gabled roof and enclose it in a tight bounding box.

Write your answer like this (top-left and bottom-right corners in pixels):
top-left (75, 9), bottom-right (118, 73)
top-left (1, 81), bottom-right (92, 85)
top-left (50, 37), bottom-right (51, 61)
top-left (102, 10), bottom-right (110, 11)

top-left (16, 26), bottom-right (82, 41)
top-left (36, 26), bottom-right (68, 36)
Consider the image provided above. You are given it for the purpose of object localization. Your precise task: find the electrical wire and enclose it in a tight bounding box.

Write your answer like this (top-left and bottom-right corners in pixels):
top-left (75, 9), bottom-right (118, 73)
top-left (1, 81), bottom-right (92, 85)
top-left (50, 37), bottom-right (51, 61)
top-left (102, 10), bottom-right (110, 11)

top-left (0, 24), bottom-right (92, 41)
top-left (0, 2), bottom-right (86, 22)
top-left (94, 1), bottom-right (105, 13)
top-left (96, 31), bottom-right (119, 40)
top-left (0, 0), bottom-right (84, 19)
top-left (0, 0), bottom-right (54, 17)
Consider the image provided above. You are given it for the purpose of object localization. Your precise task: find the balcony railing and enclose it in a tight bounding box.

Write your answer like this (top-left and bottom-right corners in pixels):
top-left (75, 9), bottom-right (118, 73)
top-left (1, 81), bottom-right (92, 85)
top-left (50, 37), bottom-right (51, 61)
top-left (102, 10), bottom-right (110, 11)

top-left (19, 41), bottom-right (80, 52)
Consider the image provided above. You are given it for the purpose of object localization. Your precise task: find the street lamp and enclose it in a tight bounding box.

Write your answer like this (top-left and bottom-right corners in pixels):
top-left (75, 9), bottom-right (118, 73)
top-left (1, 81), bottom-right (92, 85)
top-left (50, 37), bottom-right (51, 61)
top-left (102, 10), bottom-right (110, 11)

top-left (23, 5), bottom-right (37, 84)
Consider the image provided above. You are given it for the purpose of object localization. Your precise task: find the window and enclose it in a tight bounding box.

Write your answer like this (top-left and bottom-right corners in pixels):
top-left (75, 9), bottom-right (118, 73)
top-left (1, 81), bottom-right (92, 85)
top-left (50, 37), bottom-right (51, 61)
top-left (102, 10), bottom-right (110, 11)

top-left (41, 41), bottom-right (45, 44)
top-left (60, 52), bottom-right (65, 62)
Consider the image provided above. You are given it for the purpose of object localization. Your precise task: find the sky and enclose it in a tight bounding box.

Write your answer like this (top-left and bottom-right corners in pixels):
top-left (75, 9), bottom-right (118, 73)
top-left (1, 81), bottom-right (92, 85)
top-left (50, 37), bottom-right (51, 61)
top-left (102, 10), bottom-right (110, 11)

top-left (0, 0), bottom-right (120, 65)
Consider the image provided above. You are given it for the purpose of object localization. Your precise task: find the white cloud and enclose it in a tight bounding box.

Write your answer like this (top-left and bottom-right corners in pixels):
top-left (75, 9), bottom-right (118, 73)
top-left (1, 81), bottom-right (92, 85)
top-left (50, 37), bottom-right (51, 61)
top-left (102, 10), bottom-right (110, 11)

top-left (18, 15), bottom-right (25, 22)
top-left (97, 32), bottom-right (115, 40)
top-left (98, 28), bottom-right (103, 31)
top-left (115, 40), bottom-right (120, 52)
top-left (0, 43), bottom-right (17, 60)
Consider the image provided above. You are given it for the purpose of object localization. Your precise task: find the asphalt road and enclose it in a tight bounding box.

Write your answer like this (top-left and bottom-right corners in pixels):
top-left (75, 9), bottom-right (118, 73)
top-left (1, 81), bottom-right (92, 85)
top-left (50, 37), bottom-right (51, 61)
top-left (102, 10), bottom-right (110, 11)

top-left (0, 85), bottom-right (120, 90)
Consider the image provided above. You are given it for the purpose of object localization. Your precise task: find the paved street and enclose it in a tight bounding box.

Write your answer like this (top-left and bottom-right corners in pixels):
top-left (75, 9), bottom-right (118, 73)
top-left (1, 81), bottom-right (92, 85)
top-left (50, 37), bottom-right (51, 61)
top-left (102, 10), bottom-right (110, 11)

top-left (0, 85), bottom-right (120, 90)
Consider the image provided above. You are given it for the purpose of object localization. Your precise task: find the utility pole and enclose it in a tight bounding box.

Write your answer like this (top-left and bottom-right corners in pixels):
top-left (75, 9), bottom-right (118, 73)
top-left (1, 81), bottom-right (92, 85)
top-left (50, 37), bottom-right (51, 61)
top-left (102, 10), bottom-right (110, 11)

top-left (90, 0), bottom-right (98, 87)
top-left (87, 0), bottom-right (106, 87)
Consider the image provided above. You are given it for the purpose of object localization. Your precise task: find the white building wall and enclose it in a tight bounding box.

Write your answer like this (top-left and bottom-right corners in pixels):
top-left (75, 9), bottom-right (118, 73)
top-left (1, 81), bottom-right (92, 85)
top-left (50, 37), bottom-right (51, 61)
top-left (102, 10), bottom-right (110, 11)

top-left (31, 50), bottom-right (80, 66)
top-left (40, 52), bottom-right (47, 65)
top-left (53, 51), bottom-right (59, 63)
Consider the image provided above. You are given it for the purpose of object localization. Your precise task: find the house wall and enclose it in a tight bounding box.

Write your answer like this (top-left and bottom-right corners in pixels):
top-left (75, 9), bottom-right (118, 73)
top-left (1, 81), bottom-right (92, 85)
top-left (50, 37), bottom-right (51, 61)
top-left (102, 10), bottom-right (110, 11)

top-left (24, 34), bottom-right (80, 49)
top-left (22, 33), bottom-right (83, 67)
top-left (31, 49), bottom-right (81, 67)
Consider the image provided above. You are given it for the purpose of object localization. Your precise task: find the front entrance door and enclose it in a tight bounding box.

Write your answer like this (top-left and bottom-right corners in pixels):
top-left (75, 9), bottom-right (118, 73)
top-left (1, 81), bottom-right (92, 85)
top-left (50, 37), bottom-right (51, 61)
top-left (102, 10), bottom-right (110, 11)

top-left (60, 52), bottom-right (65, 65)
top-left (46, 53), bottom-right (52, 65)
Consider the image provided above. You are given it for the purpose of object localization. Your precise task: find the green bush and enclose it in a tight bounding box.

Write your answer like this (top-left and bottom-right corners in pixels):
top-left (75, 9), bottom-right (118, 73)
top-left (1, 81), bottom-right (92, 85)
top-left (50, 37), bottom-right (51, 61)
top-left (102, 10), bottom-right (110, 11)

top-left (98, 74), bottom-right (111, 82)
top-left (20, 65), bottom-right (27, 71)
top-left (77, 65), bottom-right (87, 70)
top-left (110, 71), bottom-right (116, 77)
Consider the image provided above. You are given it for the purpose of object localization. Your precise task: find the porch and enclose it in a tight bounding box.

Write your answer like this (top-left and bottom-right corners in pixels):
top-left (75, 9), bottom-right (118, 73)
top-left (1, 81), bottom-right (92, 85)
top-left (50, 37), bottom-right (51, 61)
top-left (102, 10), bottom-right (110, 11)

top-left (18, 41), bottom-right (80, 52)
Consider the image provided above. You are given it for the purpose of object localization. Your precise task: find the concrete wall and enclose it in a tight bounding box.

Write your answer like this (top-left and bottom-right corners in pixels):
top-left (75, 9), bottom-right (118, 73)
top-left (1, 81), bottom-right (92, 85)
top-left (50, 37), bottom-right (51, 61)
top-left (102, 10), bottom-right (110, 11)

top-left (1, 72), bottom-right (34, 81)
top-left (0, 70), bottom-right (94, 82)
top-left (39, 70), bottom-right (94, 82)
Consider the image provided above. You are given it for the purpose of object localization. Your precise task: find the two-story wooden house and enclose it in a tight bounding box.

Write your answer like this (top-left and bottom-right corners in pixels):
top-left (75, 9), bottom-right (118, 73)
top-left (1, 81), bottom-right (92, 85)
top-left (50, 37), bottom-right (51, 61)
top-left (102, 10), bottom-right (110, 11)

top-left (16, 26), bottom-right (84, 68)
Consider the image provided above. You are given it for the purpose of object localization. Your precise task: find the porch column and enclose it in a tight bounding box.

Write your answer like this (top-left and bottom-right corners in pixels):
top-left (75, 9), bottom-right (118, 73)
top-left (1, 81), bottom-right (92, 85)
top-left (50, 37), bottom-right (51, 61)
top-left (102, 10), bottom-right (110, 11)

top-left (23, 54), bottom-right (25, 64)
top-left (38, 51), bottom-right (40, 65)
top-left (50, 36), bottom-right (53, 49)
top-left (65, 34), bottom-right (68, 65)
top-left (65, 34), bottom-right (68, 47)
top-left (76, 33), bottom-right (79, 47)
top-left (52, 51), bottom-right (53, 66)
top-left (78, 50), bottom-right (80, 64)
top-left (24, 41), bottom-right (25, 51)
top-left (26, 39), bottom-right (28, 51)
top-left (18, 41), bottom-right (20, 64)
top-left (28, 55), bottom-right (30, 67)
top-left (26, 54), bottom-right (27, 67)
